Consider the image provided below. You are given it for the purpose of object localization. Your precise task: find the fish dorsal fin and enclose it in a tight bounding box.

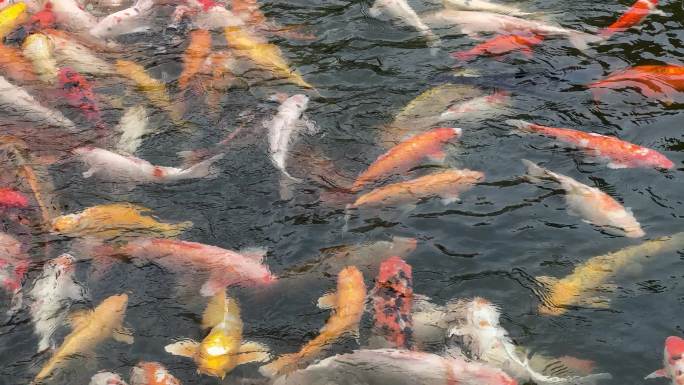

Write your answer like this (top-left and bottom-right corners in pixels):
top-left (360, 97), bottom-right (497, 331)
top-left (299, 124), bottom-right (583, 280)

top-left (317, 292), bottom-right (337, 310)
top-left (165, 339), bottom-right (200, 358)
top-left (239, 247), bottom-right (268, 263)
top-left (237, 341), bottom-right (271, 365)
top-left (535, 275), bottom-right (559, 287)
top-left (68, 309), bottom-right (92, 330)
top-left (112, 327), bottom-right (134, 344)
top-left (202, 289), bottom-right (229, 329)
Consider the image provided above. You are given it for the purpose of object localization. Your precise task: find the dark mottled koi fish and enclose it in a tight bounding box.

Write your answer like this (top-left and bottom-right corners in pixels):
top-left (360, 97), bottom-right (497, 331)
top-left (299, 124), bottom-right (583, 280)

top-left (372, 256), bottom-right (414, 349)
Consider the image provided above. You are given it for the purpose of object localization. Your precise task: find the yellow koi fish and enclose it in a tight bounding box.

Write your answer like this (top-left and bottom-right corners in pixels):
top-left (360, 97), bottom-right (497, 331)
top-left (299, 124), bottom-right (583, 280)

top-left (165, 289), bottom-right (270, 379)
top-left (22, 33), bottom-right (58, 85)
top-left (115, 59), bottom-right (184, 124)
top-left (538, 232), bottom-right (684, 316)
top-left (0, 3), bottom-right (27, 40)
top-left (51, 203), bottom-right (192, 239)
top-left (223, 26), bottom-right (314, 89)
top-left (259, 266), bottom-right (366, 378)
top-left (33, 294), bottom-right (133, 384)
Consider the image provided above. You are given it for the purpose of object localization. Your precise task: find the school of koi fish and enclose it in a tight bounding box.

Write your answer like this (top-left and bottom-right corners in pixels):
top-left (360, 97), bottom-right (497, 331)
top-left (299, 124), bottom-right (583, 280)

top-left (0, 0), bottom-right (681, 383)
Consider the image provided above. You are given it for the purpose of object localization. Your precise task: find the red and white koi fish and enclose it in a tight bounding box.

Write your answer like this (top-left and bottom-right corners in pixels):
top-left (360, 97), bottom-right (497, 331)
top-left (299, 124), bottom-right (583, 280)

top-left (90, 0), bottom-right (155, 39)
top-left (588, 65), bottom-right (684, 105)
top-left (28, 254), bottom-right (88, 352)
top-left (89, 372), bottom-right (129, 385)
top-left (130, 361), bottom-right (181, 385)
top-left (438, 90), bottom-right (510, 122)
top-left (0, 188), bottom-right (28, 208)
top-left (522, 159), bottom-right (645, 238)
top-left (647, 336), bottom-right (684, 385)
top-left (508, 120), bottom-right (674, 169)
top-left (58, 67), bottom-right (104, 129)
top-left (371, 256), bottom-right (414, 349)
top-left (443, 0), bottom-right (531, 16)
top-left (73, 147), bottom-right (224, 184)
top-left (452, 34), bottom-right (544, 61)
top-left (599, 0), bottom-right (660, 38)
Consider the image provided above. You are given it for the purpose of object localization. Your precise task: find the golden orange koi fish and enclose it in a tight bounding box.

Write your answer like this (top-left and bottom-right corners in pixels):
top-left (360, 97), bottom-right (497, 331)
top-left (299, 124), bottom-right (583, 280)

top-left (223, 25), bottom-right (314, 89)
top-left (0, 3), bottom-right (27, 39)
top-left (165, 289), bottom-right (271, 379)
top-left (259, 266), bottom-right (366, 378)
top-left (538, 232), bottom-right (684, 316)
top-left (178, 29), bottom-right (212, 90)
top-left (33, 294), bottom-right (133, 384)
top-left (51, 203), bottom-right (192, 239)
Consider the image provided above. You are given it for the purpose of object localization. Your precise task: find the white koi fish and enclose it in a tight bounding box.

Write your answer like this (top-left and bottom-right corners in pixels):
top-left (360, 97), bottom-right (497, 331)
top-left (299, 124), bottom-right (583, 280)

top-left (89, 372), bottom-right (129, 385)
top-left (90, 0), bottom-right (156, 39)
top-left (443, 0), bottom-right (531, 16)
top-left (116, 106), bottom-right (149, 155)
top-left (369, 0), bottom-right (441, 52)
top-left (49, 0), bottom-right (99, 34)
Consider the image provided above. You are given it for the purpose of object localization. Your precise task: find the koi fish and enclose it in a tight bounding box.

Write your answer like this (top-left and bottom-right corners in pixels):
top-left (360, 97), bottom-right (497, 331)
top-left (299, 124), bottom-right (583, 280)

top-left (223, 25), bottom-right (314, 89)
top-left (196, 51), bottom-right (238, 111)
top-left (165, 290), bottom-right (270, 378)
top-left (116, 106), bottom-right (149, 155)
top-left (49, 0), bottom-right (98, 34)
top-left (260, 266), bottom-right (366, 378)
top-left (22, 33), bottom-right (58, 84)
top-left (352, 169), bottom-right (485, 208)
top-left (116, 59), bottom-right (184, 123)
top-left (28, 254), bottom-right (88, 352)
top-left (599, 0), bottom-right (659, 38)
top-left (423, 10), bottom-right (600, 50)
top-left (272, 349), bottom-right (518, 385)
top-left (89, 372), bottom-right (129, 385)
top-left (0, 188), bottom-right (29, 208)
top-left (90, 0), bottom-right (155, 39)
top-left (443, 0), bottom-right (531, 16)
top-left (58, 67), bottom-right (104, 129)
top-left (449, 298), bottom-right (612, 384)
top-left (172, 0), bottom-right (244, 30)
top-left (508, 120), bottom-right (673, 169)
top-left (74, 147), bottom-right (224, 184)
top-left (522, 159), bottom-right (644, 238)
top-left (0, 43), bottom-right (37, 84)
top-left (537, 232), bottom-right (684, 316)
top-left (178, 29), bottom-right (212, 90)
top-left (130, 361), bottom-right (182, 385)
top-left (33, 294), bottom-right (133, 384)
top-left (646, 336), bottom-right (684, 385)
top-left (51, 203), bottom-right (192, 239)
top-left (437, 90), bottom-right (510, 123)
top-left (0, 2), bottom-right (27, 39)
top-left (369, 0), bottom-right (441, 52)
top-left (371, 256), bottom-right (414, 349)
top-left (44, 29), bottom-right (117, 75)
top-left (0, 231), bottom-right (29, 314)
top-left (352, 127), bottom-right (461, 192)
top-left (452, 34), bottom-right (544, 61)
top-left (588, 65), bottom-right (684, 105)
top-left (231, 0), bottom-right (265, 25)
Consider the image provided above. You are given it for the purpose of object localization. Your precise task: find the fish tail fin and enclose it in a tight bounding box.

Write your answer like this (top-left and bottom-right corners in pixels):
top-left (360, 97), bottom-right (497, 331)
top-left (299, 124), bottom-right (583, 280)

top-left (180, 153), bottom-right (225, 179)
top-left (259, 353), bottom-right (297, 379)
top-left (567, 31), bottom-right (603, 51)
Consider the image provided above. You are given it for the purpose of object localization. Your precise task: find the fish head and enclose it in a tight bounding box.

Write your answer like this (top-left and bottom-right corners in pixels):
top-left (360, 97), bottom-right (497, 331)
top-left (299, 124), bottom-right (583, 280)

top-left (131, 361), bottom-right (180, 385)
top-left (467, 297), bottom-right (501, 330)
top-left (101, 293), bottom-right (129, 320)
top-left (376, 256), bottom-right (413, 296)
top-left (48, 253), bottom-right (77, 274)
top-left (665, 336), bottom-right (684, 384)
top-left (51, 214), bottom-right (78, 234)
top-left (89, 371), bottom-right (128, 385)
top-left (338, 266), bottom-right (365, 293)
top-left (286, 94), bottom-right (309, 111)
top-left (433, 127), bottom-right (463, 141)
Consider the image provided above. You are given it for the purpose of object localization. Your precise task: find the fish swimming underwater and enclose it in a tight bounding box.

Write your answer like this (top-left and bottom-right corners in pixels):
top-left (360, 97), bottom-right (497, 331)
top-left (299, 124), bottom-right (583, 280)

top-left (58, 67), bottom-right (105, 129)
top-left (90, 0), bottom-right (156, 39)
top-left (537, 232), bottom-right (684, 316)
top-left (522, 159), bottom-right (644, 238)
top-left (116, 106), bottom-right (149, 155)
top-left (33, 294), bottom-right (133, 384)
top-left (89, 372), bottom-right (129, 385)
top-left (165, 290), bottom-right (270, 378)
top-left (28, 254), bottom-right (88, 352)
top-left (0, 188), bottom-right (29, 208)
top-left (437, 90), bottom-right (510, 122)
top-left (0, 43), bottom-right (38, 84)
top-left (443, 0), bottom-right (531, 16)
top-left (73, 147), bottom-right (224, 184)
top-left (598, 0), bottom-right (660, 38)
top-left (49, 0), bottom-right (98, 34)
top-left (45, 29), bottom-right (117, 76)
top-left (130, 362), bottom-right (181, 385)
top-left (452, 34), bottom-right (544, 61)
top-left (588, 65), bottom-right (684, 105)
top-left (51, 203), bottom-right (192, 239)
top-left (351, 127), bottom-right (462, 193)
top-left (369, 0), bottom-right (441, 53)
top-left (508, 120), bottom-right (673, 169)
top-left (646, 336), bottom-right (684, 385)
top-left (0, 2), bottom-right (27, 39)
top-left (0, 231), bottom-right (29, 314)
top-left (178, 29), bottom-right (212, 90)
top-left (272, 349), bottom-right (518, 385)
top-left (172, 0), bottom-right (244, 30)
top-left (370, 256), bottom-right (414, 349)
top-left (260, 266), bottom-right (366, 378)
top-left (22, 33), bottom-right (58, 84)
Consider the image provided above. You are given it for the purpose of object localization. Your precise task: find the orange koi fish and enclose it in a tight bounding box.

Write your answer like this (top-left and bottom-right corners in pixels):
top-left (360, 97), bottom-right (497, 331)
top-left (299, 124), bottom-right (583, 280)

top-left (259, 266), bottom-right (366, 378)
top-left (588, 65), bottom-right (684, 104)
top-left (0, 43), bottom-right (37, 83)
top-left (352, 127), bottom-right (461, 192)
top-left (178, 29), bottom-right (212, 90)
top-left (452, 33), bottom-right (544, 61)
top-left (599, 0), bottom-right (659, 38)
top-left (130, 362), bottom-right (181, 385)
top-left (371, 257), bottom-right (414, 349)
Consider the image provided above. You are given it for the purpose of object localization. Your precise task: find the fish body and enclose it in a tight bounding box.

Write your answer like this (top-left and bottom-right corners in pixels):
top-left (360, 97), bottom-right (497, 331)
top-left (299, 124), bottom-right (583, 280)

top-left (272, 349), bottom-right (517, 385)
top-left (371, 256), bottom-right (414, 349)
top-left (352, 127), bottom-right (461, 192)
top-left (116, 106), bottom-right (149, 154)
top-left (116, 59), bottom-right (183, 123)
top-left (0, 188), bottom-right (29, 208)
top-left (353, 169), bottom-right (484, 208)
top-left (599, 0), bottom-right (658, 37)
top-left (165, 291), bottom-right (270, 378)
top-left (33, 294), bottom-right (132, 384)
top-left (49, 0), bottom-right (98, 33)
top-left (508, 120), bottom-right (673, 169)
top-left (588, 65), bottom-right (684, 104)
top-left (538, 232), bottom-right (684, 316)
top-left (0, 2), bottom-right (27, 39)
top-left (29, 254), bottom-right (87, 352)
top-left (0, 43), bottom-right (37, 84)
top-left (74, 147), bottom-right (223, 183)
top-left (90, 0), bottom-right (155, 39)
top-left (178, 29), bottom-right (212, 90)
top-left (130, 362), bottom-right (181, 385)
top-left (522, 159), bottom-right (644, 238)
top-left (452, 34), bottom-right (544, 61)
top-left (45, 29), bottom-right (116, 75)
top-left (58, 67), bottom-right (104, 128)
top-left (22, 33), bottom-right (58, 84)
top-left (438, 90), bottom-right (510, 122)
top-left (223, 26), bottom-right (313, 88)
top-left (646, 336), bottom-right (684, 385)
top-left (423, 10), bottom-right (600, 50)
top-left (89, 372), bottom-right (129, 385)
top-left (369, 0), bottom-right (441, 49)
top-left (260, 266), bottom-right (366, 378)
top-left (51, 203), bottom-right (192, 239)
top-left (443, 0), bottom-right (530, 16)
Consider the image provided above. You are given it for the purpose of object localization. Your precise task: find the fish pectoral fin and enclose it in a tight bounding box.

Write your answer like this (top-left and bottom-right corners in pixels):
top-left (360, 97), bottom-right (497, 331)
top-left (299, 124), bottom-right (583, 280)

top-left (67, 309), bottom-right (92, 330)
top-left (112, 327), bottom-right (135, 344)
top-left (165, 339), bottom-right (200, 358)
top-left (645, 368), bottom-right (668, 379)
top-left (317, 292), bottom-right (337, 310)
top-left (607, 162), bottom-right (629, 169)
top-left (237, 341), bottom-right (271, 365)
top-left (577, 295), bottom-right (611, 309)
top-left (535, 275), bottom-right (559, 287)
top-left (427, 149), bottom-right (447, 163)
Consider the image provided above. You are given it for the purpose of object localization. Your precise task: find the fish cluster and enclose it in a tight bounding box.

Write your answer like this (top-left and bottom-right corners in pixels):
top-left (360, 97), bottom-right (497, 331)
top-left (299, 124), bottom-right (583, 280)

top-left (0, 0), bottom-right (680, 384)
